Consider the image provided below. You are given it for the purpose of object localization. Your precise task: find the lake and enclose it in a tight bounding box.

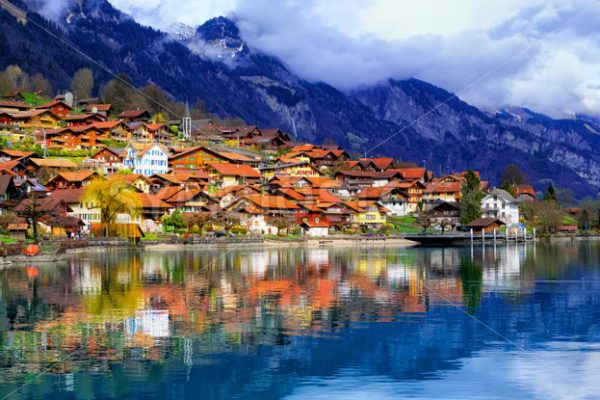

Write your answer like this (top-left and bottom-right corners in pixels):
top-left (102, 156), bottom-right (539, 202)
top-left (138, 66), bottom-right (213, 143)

top-left (1, 242), bottom-right (600, 399)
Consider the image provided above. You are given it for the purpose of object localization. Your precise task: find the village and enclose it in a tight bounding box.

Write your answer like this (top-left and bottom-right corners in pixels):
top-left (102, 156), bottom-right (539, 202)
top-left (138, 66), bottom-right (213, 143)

top-left (0, 90), bottom-right (557, 243)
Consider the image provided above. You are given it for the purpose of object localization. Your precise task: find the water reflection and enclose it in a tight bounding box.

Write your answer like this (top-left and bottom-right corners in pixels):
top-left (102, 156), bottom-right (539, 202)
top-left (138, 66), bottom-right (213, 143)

top-left (1, 242), bottom-right (600, 399)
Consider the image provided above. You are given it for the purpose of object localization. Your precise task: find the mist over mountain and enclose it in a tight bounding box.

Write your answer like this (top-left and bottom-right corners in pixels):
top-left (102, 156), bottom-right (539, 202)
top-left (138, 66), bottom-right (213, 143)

top-left (1, 0), bottom-right (599, 197)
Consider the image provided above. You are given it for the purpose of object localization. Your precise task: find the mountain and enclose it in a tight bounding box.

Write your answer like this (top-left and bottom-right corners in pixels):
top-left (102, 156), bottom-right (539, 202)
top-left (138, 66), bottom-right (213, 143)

top-left (1, 0), bottom-right (599, 198)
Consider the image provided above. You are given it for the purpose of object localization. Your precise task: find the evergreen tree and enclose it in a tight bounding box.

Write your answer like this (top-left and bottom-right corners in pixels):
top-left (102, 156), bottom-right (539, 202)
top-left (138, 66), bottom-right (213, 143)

top-left (460, 170), bottom-right (483, 225)
top-left (543, 183), bottom-right (557, 202)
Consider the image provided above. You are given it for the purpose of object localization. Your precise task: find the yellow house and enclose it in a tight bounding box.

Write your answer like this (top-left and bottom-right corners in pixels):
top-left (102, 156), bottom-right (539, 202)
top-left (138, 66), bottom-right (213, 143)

top-left (345, 200), bottom-right (388, 228)
top-left (12, 109), bottom-right (61, 130)
top-left (260, 161), bottom-right (322, 180)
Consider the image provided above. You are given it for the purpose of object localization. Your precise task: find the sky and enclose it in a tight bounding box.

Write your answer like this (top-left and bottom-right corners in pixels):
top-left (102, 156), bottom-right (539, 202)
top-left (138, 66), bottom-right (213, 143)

top-left (47, 0), bottom-right (600, 117)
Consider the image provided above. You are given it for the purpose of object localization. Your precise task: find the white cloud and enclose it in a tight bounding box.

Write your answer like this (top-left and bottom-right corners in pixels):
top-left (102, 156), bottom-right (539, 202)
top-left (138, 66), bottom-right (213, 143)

top-left (72, 1), bottom-right (600, 116)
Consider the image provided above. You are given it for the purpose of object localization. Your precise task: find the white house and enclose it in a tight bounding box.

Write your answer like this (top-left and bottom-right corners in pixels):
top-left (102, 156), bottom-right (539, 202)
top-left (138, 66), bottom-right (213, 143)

top-left (481, 188), bottom-right (520, 226)
top-left (123, 143), bottom-right (169, 176)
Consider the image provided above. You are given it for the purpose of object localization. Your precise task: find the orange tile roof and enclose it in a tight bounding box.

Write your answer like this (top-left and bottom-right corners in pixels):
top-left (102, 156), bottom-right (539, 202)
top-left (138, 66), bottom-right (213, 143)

top-left (50, 170), bottom-right (97, 183)
top-left (244, 194), bottom-right (300, 209)
top-left (424, 182), bottom-right (462, 194)
top-left (137, 193), bottom-right (173, 208)
top-left (29, 158), bottom-right (78, 168)
top-left (217, 151), bottom-right (258, 162)
top-left (296, 188), bottom-right (341, 203)
top-left (209, 163), bottom-right (260, 178)
top-left (356, 187), bottom-right (394, 199)
top-left (277, 188), bottom-right (306, 201)
top-left (396, 168), bottom-right (426, 180)
top-left (92, 120), bottom-right (127, 129)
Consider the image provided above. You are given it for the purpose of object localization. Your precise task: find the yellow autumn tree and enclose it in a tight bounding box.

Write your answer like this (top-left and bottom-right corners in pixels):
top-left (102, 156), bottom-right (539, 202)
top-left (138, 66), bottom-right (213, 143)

top-left (83, 176), bottom-right (142, 237)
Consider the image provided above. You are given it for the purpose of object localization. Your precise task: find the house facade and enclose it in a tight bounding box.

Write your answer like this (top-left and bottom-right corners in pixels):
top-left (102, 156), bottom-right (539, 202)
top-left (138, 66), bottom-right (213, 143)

top-left (481, 188), bottom-right (520, 226)
top-left (123, 143), bottom-right (169, 176)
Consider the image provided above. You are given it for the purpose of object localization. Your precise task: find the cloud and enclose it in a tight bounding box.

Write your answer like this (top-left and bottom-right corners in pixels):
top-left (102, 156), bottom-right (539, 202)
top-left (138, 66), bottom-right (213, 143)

top-left (38, 0), bottom-right (600, 117)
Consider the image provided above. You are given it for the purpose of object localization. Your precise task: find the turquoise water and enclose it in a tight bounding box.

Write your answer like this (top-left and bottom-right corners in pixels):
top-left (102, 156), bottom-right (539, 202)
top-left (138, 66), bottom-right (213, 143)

top-left (1, 243), bottom-right (600, 399)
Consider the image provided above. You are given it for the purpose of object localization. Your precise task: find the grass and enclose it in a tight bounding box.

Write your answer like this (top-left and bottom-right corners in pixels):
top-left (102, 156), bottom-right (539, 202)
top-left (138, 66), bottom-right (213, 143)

top-left (0, 236), bottom-right (18, 244)
top-left (387, 215), bottom-right (421, 234)
top-left (21, 92), bottom-right (50, 106)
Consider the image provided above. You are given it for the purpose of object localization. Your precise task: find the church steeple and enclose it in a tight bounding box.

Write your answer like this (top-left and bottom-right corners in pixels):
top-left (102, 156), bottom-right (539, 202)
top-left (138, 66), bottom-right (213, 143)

top-left (182, 100), bottom-right (192, 140)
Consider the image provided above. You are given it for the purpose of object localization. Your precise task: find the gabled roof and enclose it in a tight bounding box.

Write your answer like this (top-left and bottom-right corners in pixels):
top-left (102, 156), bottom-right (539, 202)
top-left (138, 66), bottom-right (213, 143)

top-left (208, 163), bottom-right (261, 178)
top-left (301, 219), bottom-right (330, 228)
top-left (48, 170), bottom-right (98, 183)
top-left (46, 188), bottom-right (85, 204)
top-left (10, 109), bottom-right (58, 119)
top-left (0, 100), bottom-right (29, 110)
top-left (295, 188), bottom-right (341, 203)
top-left (169, 145), bottom-right (232, 162)
top-left (92, 120), bottom-right (128, 130)
top-left (0, 149), bottom-right (37, 159)
top-left (276, 188), bottom-right (306, 201)
top-left (137, 193), bottom-right (173, 209)
top-left (424, 181), bottom-right (462, 194)
top-left (86, 104), bottom-right (112, 112)
top-left (466, 218), bottom-right (505, 228)
top-left (243, 194), bottom-right (300, 209)
top-left (395, 167), bottom-right (426, 180)
top-left (356, 186), bottom-right (395, 199)
top-left (119, 109), bottom-right (151, 119)
top-left (27, 158), bottom-right (78, 169)
top-left (0, 175), bottom-right (14, 195)
top-left (217, 151), bottom-right (259, 163)
top-left (35, 100), bottom-right (73, 110)
top-left (63, 113), bottom-right (104, 122)
top-left (485, 188), bottom-right (518, 203)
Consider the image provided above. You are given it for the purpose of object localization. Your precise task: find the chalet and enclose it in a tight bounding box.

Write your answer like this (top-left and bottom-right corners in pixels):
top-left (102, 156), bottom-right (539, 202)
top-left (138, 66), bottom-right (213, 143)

top-left (228, 194), bottom-right (299, 217)
top-left (92, 120), bottom-right (131, 142)
top-left (481, 188), bottom-right (520, 226)
top-left (44, 126), bottom-right (100, 149)
top-left (155, 187), bottom-right (217, 212)
top-left (466, 218), bottom-right (505, 234)
top-left (206, 163), bottom-right (261, 187)
top-left (0, 176), bottom-right (19, 210)
top-left (423, 181), bottom-right (462, 206)
top-left (289, 149), bottom-right (349, 168)
top-left (63, 113), bottom-right (105, 127)
top-left (11, 109), bottom-right (61, 130)
top-left (35, 100), bottom-right (73, 118)
top-left (24, 158), bottom-right (78, 175)
top-left (43, 188), bottom-right (99, 232)
top-left (149, 171), bottom-right (209, 189)
top-left (46, 170), bottom-right (99, 190)
top-left (219, 125), bottom-right (261, 140)
top-left (130, 122), bottom-right (172, 144)
top-left (169, 146), bottom-right (239, 169)
top-left (388, 180), bottom-right (425, 213)
top-left (119, 174), bottom-right (151, 193)
top-left (119, 109), bottom-right (151, 122)
top-left (345, 200), bottom-right (388, 229)
top-left (356, 186), bottom-right (409, 216)
top-left (85, 103), bottom-right (112, 117)
top-left (136, 193), bottom-right (173, 224)
top-left (334, 170), bottom-right (376, 194)
top-left (320, 203), bottom-right (355, 230)
top-left (0, 112), bottom-right (16, 126)
top-left (213, 185), bottom-right (261, 208)
top-left (0, 159), bottom-right (30, 183)
top-left (1, 91), bottom-right (26, 102)
top-left (516, 184), bottom-right (536, 202)
top-left (429, 202), bottom-right (461, 230)
top-left (300, 215), bottom-right (330, 237)
top-left (0, 150), bottom-right (39, 162)
top-left (216, 151), bottom-right (262, 167)
top-left (259, 161), bottom-right (322, 180)
top-left (122, 143), bottom-right (170, 176)
top-left (88, 147), bottom-right (124, 174)
top-left (0, 100), bottom-right (29, 113)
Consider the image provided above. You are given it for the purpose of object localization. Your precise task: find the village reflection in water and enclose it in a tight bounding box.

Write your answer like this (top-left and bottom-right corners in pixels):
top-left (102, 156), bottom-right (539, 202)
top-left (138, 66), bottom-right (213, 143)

top-left (1, 243), bottom-right (600, 399)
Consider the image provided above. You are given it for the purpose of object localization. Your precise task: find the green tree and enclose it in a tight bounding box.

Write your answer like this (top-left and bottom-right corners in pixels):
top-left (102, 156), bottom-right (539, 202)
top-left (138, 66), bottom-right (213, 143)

top-left (162, 209), bottom-right (185, 232)
top-left (459, 170), bottom-right (483, 225)
top-left (82, 176), bottom-right (141, 237)
top-left (543, 183), bottom-right (557, 202)
top-left (578, 209), bottom-right (590, 231)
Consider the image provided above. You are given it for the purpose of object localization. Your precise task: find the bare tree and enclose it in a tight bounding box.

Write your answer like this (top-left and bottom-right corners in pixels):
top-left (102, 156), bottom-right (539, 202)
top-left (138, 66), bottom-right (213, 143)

top-left (416, 211), bottom-right (433, 234)
top-left (71, 68), bottom-right (94, 99)
top-left (438, 218), bottom-right (453, 235)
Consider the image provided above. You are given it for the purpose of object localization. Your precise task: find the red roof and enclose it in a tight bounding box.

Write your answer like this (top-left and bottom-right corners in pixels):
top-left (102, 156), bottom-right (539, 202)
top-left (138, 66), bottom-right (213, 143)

top-left (396, 168), bottom-right (426, 180)
top-left (35, 100), bottom-right (73, 110)
top-left (119, 109), bottom-right (150, 119)
top-left (208, 163), bottom-right (260, 178)
top-left (137, 193), bottom-right (173, 208)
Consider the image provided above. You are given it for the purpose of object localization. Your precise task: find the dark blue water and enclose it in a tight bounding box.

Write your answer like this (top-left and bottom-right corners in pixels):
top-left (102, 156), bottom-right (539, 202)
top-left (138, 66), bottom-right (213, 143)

top-left (1, 243), bottom-right (600, 399)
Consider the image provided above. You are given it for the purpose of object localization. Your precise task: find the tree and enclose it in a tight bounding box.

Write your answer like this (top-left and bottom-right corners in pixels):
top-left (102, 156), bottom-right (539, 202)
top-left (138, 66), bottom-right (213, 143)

top-left (543, 183), bottom-right (557, 202)
top-left (183, 212), bottom-right (214, 234)
top-left (30, 73), bottom-right (52, 96)
top-left (14, 193), bottom-right (46, 242)
top-left (71, 68), bottom-right (94, 99)
top-left (416, 210), bottom-right (434, 233)
top-left (82, 176), bottom-right (141, 237)
top-left (268, 216), bottom-right (292, 236)
top-left (500, 163), bottom-right (529, 186)
top-left (460, 170), bottom-right (483, 225)
top-left (578, 209), bottom-right (590, 232)
top-left (534, 200), bottom-right (563, 235)
top-left (216, 211), bottom-right (239, 233)
top-left (438, 218), bottom-right (453, 235)
top-left (161, 209), bottom-right (185, 232)
top-left (0, 65), bottom-right (30, 93)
